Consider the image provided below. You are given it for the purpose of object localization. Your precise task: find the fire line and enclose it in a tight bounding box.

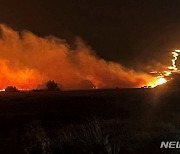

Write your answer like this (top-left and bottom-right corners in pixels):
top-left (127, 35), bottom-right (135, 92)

top-left (148, 49), bottom-right (180, 88)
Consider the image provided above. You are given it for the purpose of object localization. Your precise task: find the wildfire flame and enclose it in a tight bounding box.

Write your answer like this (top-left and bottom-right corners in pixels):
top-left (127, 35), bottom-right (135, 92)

top-left (168, 50), bottom-right (180, 71)
top-left (155, 77), bottom-right (167, 85)
top-left (147, 49), bottom-right (180, 88)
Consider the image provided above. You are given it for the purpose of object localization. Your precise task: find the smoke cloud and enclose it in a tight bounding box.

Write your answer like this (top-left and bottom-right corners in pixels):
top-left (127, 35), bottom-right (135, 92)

top-left (0, 24), bottom-right (154, 90)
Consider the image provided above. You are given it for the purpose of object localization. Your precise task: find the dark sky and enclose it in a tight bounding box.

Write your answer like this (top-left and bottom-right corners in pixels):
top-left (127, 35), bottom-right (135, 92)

top-left (0, 0), bottom-right (180, 70)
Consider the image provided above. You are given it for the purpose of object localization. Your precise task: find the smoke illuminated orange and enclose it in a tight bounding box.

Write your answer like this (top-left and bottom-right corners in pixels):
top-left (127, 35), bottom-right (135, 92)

top-left (0, 24), bottom-right (154, 90)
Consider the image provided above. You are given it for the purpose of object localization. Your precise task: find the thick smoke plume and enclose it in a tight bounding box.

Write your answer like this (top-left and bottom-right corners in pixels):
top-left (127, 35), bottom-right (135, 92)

top-left (0, 24), bottom-right (153, 90)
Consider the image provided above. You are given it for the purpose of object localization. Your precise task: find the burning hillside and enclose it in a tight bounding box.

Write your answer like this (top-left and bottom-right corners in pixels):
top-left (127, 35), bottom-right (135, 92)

top-left (148, 50), bottom-right (180, 88)
top-left (0, 24), bottom-right (163, 90)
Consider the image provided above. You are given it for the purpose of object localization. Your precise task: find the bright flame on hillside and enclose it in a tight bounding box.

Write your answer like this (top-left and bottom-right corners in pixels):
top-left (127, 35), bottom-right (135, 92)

top-left (156, 77), bottom-right (167, 85)
top-left (147, 49), bottom-right (180, 88)
top-left (168, 50), bottom-right (180, 71)
top-left (147, 76), bottom-right (167, 88)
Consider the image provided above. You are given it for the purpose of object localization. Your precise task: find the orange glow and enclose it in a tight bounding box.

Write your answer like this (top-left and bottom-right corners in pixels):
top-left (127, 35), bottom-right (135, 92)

top-left (147, 49), bottom-right (180, 88)
top-left (155, 77), bottom-right (167, 85)
top-left (146, 76), bottom-right (167, 88)
top-left (0, 24), bottom-right (154, 90)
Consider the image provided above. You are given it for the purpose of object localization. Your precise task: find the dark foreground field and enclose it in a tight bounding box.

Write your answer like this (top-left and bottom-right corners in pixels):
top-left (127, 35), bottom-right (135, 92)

top-left (0, 88), bottom-right (180, 153)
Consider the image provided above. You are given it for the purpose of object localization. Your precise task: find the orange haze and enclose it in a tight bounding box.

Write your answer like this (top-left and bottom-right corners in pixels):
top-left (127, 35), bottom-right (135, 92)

top-left (0, 24), bottom-right (154, 90)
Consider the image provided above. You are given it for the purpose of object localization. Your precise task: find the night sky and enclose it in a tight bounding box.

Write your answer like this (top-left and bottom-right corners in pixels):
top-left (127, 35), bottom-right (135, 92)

top-left (0, 0), bottom-right (180, 71)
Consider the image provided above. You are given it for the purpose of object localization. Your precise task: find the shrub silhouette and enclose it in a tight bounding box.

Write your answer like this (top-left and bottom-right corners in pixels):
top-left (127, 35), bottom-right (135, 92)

top-left (78, 80), bottom-right (95, 89)
top-left (5, 86), bottom-right (19, 92)
top-left (46, 80), bottom-right (60, 91)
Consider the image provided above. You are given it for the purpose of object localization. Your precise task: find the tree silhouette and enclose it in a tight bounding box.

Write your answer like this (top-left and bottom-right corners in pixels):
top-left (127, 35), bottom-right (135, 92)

top-left (5, 86), bottom-right (19, 92)
top-left (46, 80), bottom-right (59, 91)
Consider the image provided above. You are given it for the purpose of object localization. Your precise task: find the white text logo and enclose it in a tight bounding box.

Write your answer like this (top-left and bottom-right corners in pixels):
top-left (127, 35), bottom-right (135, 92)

top-left (160, 141), bottom-right (180, 148)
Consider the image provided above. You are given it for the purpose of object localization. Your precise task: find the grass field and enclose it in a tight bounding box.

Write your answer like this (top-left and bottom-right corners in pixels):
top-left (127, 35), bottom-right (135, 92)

top-left (0, 88), bottom-right (179, 153)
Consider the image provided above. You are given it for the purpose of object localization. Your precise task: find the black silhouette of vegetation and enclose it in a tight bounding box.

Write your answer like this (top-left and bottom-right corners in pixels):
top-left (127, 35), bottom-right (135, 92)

top-left (5, 86), bottom-right (19, 92)
top-left (46, 80), bottom-right (60, 91)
